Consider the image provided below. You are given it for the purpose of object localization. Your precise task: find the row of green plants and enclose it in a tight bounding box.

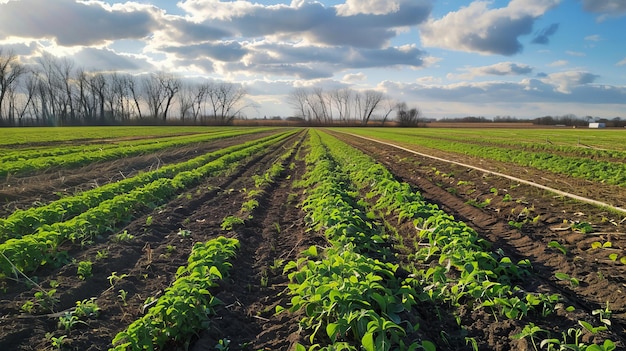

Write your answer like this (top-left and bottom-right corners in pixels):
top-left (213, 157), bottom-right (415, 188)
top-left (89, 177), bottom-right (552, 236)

top-left (285, 130), bottom-right (435, 351)
top-left (319, 130), bottom-right (618, 350)
top-left (110, 236), bottom-right (240, 350)
top-left (0, 127), bottom-right (269, 177)
top-left (0, 128), bottom-right (231, 163)
top-left (221, 133), bottom-right (302, 231)
top-left (341, 129), bottom-right (626, 187)
top-left (0, 126), bottom-right (230, 146)
top-left (380, 129), bottom-right (626, 160)
top-left (0, 131), bottom-right (288, 242)
top-left (0, 130), bottom-right (296, 278)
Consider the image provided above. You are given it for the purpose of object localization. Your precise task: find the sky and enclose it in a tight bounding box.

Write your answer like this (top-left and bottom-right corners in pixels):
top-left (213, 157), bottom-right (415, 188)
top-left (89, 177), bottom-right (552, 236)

top-left (0, 0), bottom-right (625, 120)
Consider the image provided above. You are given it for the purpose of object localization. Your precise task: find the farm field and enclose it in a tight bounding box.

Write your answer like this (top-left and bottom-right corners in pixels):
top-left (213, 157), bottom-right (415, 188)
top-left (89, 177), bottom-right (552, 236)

top-left (0, 126), bottom-right (624, 351)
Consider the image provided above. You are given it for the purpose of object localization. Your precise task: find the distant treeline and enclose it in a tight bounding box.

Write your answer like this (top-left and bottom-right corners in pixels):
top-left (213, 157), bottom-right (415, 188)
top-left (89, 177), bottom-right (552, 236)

top-left (439, 115), bottom-right (625, 127)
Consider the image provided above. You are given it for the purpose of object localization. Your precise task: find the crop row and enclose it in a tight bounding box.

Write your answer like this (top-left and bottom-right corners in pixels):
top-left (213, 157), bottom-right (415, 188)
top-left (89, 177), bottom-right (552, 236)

top-left (111, 133), bottom-right (303, 350)
top-left (0, 130), bottom-right (296, 278)
top-left (110, 236), bottom-right (240, 350)
top-left (320, 131), bottom-right (617, 349)
top-left (0, 131), bottom-right (288, 242)
top-left (0, 127), bottom-right (269, 177)
top-left (0, 128), bottom-right (236, 163)
top-left (381, 129), bottom-right (626, 159)
top-left (286, 130), bottom-right (434, 351)
top-left (0, 126), bottom-right (234, 146)
top-left (341, 129), bottom-right (626, 187)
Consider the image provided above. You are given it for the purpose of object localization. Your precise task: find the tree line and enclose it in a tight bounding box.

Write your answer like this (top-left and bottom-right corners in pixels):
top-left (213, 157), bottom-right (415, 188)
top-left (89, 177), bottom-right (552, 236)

top-left (287, 87), bottom-right (421, 126)
top-left (0, 49), bottom-right (248, 126)
top-left (1, 48), bottom-right (422, 127)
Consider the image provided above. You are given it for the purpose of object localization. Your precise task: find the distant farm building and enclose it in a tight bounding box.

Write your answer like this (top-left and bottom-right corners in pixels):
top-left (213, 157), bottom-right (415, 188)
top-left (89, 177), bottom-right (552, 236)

top-left (589, 122), bottom-right (606, 128)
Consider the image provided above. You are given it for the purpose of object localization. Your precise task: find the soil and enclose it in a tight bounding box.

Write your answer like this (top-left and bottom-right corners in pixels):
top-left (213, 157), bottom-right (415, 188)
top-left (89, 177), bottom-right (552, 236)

top-left (1, 128), bottom-right (625, 351)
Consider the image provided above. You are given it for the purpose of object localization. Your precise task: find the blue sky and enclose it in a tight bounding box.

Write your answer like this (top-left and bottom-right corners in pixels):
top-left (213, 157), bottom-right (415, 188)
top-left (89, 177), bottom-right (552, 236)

top-left (1, 0), bottom-right (625, 119)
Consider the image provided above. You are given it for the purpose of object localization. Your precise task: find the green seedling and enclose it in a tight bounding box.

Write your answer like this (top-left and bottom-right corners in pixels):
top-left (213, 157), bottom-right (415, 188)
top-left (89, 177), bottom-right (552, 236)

top-left (177, 228), bottom-right (191, 237)
top-left (571, 221), bottom-right (593, 234)
top-left (114, 230), bottom-right (134, 242)
top-left (513, 323), bottom-right (547, 351)
top-left (77, 261), bottom-right (92, 280)
top-left (548, 241), bottom-right (567, 255)
top-left (118, 289), bottom-right (128, 306)
top-left (107, 272), bottom-right (128, 287)
top-left (555, 272), bottom-right (579, 287)
top-left (221, 216), bottom-right (244, 230)
top-left (74, 298), bottom-right (100, 319)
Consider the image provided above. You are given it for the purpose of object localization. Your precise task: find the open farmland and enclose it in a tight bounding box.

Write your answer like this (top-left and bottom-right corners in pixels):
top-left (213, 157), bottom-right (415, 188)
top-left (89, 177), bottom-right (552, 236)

top-left (0, 127), bottom-right (625, 351)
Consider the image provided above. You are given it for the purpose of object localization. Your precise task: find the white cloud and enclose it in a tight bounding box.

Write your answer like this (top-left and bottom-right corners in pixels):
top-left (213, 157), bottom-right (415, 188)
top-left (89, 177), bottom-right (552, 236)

top-left (175, 0), bottom-right (431, 49)
top-left (543, 71), bottom-right (599, 93)
top-left (451, 62), bottom-right (533, 80)
top-left (548, 60), bottom-right (569, 67)
top-left (343, 72), bottom-right (367, 82)
top-left (616, 57), bottom-right (626, 66)
top-left (336, 0), bottom-right (401, 16)
top-left (420, 0), bottom-right (561, 56)
top-left (0, 0), bottom-right (160, 46)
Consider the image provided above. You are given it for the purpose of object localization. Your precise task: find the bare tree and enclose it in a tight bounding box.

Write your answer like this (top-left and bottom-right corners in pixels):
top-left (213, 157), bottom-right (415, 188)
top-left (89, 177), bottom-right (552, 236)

top-left (396, 102), bottom-right (420, 127)
top-left (288, 87), bottom-right (310, 120)
top-left (330, 88), bottom-right (352, 123)
top-left (359, 90), bottom-right (384, 125)
top-left (0, 49), bottom-right (26, 123)
top-left (209, 82), bottom-right (247, 124)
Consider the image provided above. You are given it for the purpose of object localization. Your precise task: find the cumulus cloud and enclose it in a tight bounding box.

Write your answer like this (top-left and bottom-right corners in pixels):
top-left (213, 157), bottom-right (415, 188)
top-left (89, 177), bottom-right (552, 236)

top-left (72, 47), bottom-right (153, 72)
top-left (420, 0), bottom-right (561, 56)
top-left (380, 70), bottom-right (622, 106)
top-left (451, 62), bottom-right (533, 79)
top-left (543, 71), bottom-right (599, 93)
top-left (531, 23), bottom-right (559, 44)
top-left (161, 41), bottom-right (248, 62)
top-left (336, 0), bottom-right (401, 16)
top-left (343, 72), bottom-right (367, 82)
top-left (176, 0), bottom-right (431, 49)
top-left (0, 0), bottom-right (160, 46)
top-left (208, 42), bottom-right (426, 79)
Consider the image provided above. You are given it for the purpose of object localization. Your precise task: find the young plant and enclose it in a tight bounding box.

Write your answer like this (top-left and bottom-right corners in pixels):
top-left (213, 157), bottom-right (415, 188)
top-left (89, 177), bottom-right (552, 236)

top-left (118, 289), bottom-right (128, 306)
top-left (221, 216), bottom-right (244, 230)
top-left (107, 271), bottom-right (128, 287)
top-left (77, 261), bottom-right (93, 280)
top-left (113, 230), bottom-right (135, 242)
top-left (547, 241), bottom-right (568, 255)
top-left (555, 272), bottom-right (580, 287)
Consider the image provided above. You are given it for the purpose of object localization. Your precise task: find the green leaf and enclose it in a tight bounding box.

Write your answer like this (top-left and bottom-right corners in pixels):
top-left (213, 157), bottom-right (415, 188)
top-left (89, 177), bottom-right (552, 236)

top-left (326, 323), bottom-right (339, 341)
top-left (361, 332), bottom-right (375, 351)
top-left (303, 245), bottom-right (318, 257)
top-left (209, 266), bottom-right (223, 279)
top-left (421, 340), bottom-right (437, 351)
